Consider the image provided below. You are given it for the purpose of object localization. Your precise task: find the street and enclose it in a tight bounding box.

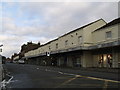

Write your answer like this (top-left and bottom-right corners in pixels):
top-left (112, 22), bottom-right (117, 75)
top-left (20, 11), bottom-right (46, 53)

top-left (3, 63), bottom-right (119, 89)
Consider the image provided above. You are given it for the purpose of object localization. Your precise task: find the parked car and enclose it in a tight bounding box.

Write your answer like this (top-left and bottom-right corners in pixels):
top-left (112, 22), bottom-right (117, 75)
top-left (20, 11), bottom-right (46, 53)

top-left (13, 60), bottom-right (18, 64)
top-left (18, 60), bottom-right (25, 64)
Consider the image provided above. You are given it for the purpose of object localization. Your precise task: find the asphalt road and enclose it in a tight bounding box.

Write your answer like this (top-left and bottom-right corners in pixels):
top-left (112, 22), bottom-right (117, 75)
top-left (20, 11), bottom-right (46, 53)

top-left (3, 63), bottom-right (120, 89)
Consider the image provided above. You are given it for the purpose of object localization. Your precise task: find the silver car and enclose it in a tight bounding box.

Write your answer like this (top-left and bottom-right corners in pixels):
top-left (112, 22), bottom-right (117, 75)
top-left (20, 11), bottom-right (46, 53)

top-left (18, 60), bottom-right (25, 64)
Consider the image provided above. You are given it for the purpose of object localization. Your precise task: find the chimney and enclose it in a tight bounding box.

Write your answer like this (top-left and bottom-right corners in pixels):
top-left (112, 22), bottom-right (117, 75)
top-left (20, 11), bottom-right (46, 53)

top-left (38, 42), bottom-right (40, 45)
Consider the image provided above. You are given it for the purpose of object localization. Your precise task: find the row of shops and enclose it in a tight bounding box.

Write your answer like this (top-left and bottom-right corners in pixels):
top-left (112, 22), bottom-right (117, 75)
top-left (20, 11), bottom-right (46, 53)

top-left (17, 18), bottom-right (120, 68)
top-left (24, 45), bottom-right (120, 68)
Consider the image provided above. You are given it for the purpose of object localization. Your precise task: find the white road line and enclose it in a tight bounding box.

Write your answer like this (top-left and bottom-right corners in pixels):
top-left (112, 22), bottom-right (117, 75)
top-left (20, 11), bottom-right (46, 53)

top-left (58, 71), bottom-right (63, 74)
top-left (7, 76), bottom-right (13, 84)
top-left (63, 73), bottom-right (76, 76)
top-left (1, 74), bottom-right (14, 89)
top-left (1, 80), bottom-right (6, 89)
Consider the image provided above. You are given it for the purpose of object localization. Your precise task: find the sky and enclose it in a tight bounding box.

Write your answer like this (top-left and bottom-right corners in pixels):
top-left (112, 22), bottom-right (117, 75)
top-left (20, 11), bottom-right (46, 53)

top-left (0, 0), bottom-right (119, 58)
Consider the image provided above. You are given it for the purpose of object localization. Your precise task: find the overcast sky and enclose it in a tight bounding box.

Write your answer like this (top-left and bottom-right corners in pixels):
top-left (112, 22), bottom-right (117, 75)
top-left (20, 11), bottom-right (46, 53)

top-left (0, 0), bottom-right (119, 58)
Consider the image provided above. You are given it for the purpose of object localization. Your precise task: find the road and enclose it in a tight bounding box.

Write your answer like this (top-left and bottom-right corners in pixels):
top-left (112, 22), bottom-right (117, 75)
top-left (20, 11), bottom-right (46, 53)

top-left (3, 63), bottom-right (119, 89)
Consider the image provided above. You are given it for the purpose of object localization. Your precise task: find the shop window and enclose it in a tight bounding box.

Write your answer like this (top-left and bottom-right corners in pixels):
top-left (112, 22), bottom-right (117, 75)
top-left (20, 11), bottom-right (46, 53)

top-left (49, 46), bottom-right (51, 50)
top-left (72, 56), bottom-right (81, 67)
top-left (71, 35), bottom-right (73, 37)
top-left (106, 31), bottom-right (112, 39)
top-left (98, 55), bottom-right (104, 67)
top-left (107, 54), bottom-right (112, 68)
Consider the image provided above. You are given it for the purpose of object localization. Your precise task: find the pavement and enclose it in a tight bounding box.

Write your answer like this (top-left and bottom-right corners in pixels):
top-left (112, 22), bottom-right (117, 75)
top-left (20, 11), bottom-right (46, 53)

top-left (50, 66), bottom-right (119, 74)
top-left (2, 63), bottom-right (120, 89)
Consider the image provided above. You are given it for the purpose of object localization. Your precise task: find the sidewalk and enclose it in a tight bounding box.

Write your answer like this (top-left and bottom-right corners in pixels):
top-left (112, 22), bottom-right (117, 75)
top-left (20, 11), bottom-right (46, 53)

top-left (43, 65), bottom-right (119, 74)
top-left (73, 67), bottom-right (119, 74)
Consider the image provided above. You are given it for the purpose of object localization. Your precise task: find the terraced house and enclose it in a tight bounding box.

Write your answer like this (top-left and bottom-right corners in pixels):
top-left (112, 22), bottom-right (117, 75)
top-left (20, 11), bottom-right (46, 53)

top-left (22, 18), bottom-right (120, 68)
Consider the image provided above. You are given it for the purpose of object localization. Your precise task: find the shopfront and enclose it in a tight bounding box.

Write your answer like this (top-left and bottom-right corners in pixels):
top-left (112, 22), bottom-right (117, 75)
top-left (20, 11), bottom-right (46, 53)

top-left (72, 56), bottom-right (81, 67)
top-left (98, 54), bottom-right (112, 68)
top-left (92, 46), bottom-right (120, 68)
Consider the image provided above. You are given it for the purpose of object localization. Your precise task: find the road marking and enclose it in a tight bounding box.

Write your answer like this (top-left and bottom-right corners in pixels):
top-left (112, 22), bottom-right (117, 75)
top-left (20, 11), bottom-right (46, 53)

top-left (1, 80), bottom-right (6, 89)
top-left (66, 83), bottom-right (102, 86)
top-left (103, 81), bottom-right (108, 90)
top-left (63, 73), bottom-right (76, 76)
top-left (83, 76), bottom-right (120, 83)
top-left (54, 76), bottom-right (77, 88)
top-left (43, 68), bottom-right (120, 83)
top-left (58, 71), bottom-right (120, 83)
top-left (36, 68), bottom-right (39, 69)
top-left (1, 75), bottom-right (13, 89)
top-left (58, 71), bottom-right (63, 74)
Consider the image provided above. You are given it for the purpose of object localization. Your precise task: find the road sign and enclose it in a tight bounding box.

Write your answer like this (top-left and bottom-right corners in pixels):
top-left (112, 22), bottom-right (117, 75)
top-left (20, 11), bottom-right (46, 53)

top-left (46, 52), bottom-right (50, 56)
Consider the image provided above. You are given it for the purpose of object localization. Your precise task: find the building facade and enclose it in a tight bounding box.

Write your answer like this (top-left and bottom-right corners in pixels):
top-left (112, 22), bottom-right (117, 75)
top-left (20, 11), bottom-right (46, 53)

top-left (24, 18), bottom-right (120, 68)
top-left (13, 42), bottom-right (41, 62)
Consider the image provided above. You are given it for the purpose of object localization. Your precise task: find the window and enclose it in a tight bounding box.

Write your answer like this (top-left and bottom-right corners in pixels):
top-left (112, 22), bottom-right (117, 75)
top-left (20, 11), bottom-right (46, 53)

top-left (71, 35), bottom-right (73, 37)
top-left (49, 46), bottom-right (51, 50)
top-left (106, 31), bottom-right (112, 39)
top-left (65, 40), bottom-right (68, 46)
top-left (56, 43), bottom-right (58, 49)
top-left (78, 36), bottom-right (83, 44)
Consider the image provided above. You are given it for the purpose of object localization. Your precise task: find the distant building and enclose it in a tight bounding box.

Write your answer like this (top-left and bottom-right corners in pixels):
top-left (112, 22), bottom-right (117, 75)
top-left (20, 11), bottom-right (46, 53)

top-left (21, 41), bottom-right (40, 53)
top-left (12, 41), bottom-right (41, 61)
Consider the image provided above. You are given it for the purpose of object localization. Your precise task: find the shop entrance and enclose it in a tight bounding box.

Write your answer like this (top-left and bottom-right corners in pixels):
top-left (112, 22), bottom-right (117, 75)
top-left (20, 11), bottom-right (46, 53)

top-left (98, 54), bottom-right (112, 68)
top-left (72, 56), bottom-right (81, 67)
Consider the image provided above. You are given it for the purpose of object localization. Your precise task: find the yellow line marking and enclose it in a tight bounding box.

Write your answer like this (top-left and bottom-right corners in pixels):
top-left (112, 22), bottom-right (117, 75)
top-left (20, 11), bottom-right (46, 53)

top-left (54, 74), bottom-right (119, 88)
top-left (76, 75), bottom-right (120, 83)
top-left (54, 77), bottom-right (77, 88)
top-left (66, 84), bottom-right (102, 86)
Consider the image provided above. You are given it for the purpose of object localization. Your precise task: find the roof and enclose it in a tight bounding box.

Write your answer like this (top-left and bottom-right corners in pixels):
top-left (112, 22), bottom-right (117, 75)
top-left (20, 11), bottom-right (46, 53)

top-left (59, 18), bottom-right (106, 38)
top-left (94, 17), bottom-right (120, 32)
top-left (42, 38), bottom-right (58, 46)
top-left (40, 18), bottom-right (105, 47)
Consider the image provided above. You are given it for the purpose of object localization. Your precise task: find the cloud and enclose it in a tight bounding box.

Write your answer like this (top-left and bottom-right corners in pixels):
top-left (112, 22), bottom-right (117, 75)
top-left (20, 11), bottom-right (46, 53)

top-left (1, 2), bottom-right (118, 57)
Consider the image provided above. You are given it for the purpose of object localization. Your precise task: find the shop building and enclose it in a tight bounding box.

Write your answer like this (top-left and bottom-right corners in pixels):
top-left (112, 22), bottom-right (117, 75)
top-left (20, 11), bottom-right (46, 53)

top-left (24, 18), bottom-right (120, 68)
top-left (92, 18), bottom-right (120, 68)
